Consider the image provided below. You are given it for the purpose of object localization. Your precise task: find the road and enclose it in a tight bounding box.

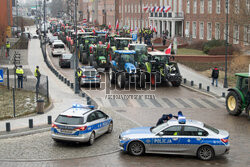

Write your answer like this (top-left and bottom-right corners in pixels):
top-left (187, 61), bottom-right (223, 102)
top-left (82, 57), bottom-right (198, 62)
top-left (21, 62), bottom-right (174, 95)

top-left (0, 27), bottom-right (249, 167)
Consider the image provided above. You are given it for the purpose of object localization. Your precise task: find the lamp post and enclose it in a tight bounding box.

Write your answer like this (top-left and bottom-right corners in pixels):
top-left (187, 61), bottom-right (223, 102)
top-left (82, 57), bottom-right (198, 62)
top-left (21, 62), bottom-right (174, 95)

top-left (140, 0), bottom-right (142, 43)
top-left (16, 0), bottom-right (19, 33)
top-left (74, 0), bottom-right (79, 94)
top-left (224, 0), bottom-right (229, 88)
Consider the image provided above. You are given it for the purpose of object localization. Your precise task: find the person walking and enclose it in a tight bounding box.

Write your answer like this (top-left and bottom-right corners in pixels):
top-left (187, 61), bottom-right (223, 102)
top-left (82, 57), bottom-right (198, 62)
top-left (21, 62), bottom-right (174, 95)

top-left (6, 41), bottom-right (10, 57)
top-left (16, 65), bottom-right (24, 88)
top-left (77, 68), bottom-right (83, 87)
top-left (162, 34), bottom-right (167, 46)
top-left (211, 67), bottom-right (219, 87)
top-left (34, 66), bottom-right (41, 90)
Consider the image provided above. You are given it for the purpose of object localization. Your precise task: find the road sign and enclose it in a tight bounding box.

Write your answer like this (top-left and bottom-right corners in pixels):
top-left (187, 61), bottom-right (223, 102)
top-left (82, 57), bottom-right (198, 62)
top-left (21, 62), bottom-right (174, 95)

top-left (0, 69), bottom-right (3, 83)
top-left (132, 33), bottom-right (137, 41)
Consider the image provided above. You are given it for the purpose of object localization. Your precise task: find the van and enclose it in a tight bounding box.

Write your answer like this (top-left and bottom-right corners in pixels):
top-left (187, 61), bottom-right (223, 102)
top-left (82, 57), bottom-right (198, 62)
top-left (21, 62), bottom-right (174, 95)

top-left (51, 42), bottom-right (66, 56)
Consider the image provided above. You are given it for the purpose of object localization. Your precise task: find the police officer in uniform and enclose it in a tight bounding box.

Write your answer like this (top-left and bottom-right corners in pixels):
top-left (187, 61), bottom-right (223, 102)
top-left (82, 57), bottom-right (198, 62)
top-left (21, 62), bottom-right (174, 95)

top-left (16, 65), bottom-right (24, 88)
top-left (34, 66), bottom-right (41, 90)
top-left (77, 68), bottom-right (83, 87)
top-left (6, 41), bottom-right (10, 57)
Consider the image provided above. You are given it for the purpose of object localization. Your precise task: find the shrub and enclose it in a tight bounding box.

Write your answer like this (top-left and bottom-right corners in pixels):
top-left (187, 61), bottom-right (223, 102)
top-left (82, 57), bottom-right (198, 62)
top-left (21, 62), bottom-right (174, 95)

top-left (186, 41), bottom-right (205, 50)
top-left (208, 45), bottom-right (240, 55)
top-left (202, 39), bottom-right (226, 54)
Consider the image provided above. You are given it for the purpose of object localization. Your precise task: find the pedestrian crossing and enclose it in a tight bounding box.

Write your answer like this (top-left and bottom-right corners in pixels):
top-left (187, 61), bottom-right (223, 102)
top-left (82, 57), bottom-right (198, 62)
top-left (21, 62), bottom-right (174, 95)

top-left (96, 97), bottom-right (224, 109)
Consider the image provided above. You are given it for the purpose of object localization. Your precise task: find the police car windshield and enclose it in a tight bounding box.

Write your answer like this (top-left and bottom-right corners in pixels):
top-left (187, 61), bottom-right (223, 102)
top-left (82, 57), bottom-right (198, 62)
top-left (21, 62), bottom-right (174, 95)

top-left (204, 124), bottom-right (219, 134)
top-left (151, 123), bottom-right (168, 134)
top-left (84, 71), bottom-right (97, 76)
top-left (55, 115), bottom-right (83, 125)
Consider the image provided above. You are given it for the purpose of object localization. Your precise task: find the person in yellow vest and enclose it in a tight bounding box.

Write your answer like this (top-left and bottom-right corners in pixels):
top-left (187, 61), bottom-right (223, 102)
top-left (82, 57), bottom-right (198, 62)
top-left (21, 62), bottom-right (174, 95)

top-left (34, 66), bottom-right (41, 90)
top-left (16, 65), bottom-right (24, 88)
top-left (6, 41), bottom-right (10, 57)
top-left (77, 68), bottom-right (83, 87)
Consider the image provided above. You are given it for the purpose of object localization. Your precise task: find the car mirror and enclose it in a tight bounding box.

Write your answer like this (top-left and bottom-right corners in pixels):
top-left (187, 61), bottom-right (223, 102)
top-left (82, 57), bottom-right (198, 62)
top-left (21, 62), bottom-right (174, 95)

top-left (158, 132), bottom-right (164, 136)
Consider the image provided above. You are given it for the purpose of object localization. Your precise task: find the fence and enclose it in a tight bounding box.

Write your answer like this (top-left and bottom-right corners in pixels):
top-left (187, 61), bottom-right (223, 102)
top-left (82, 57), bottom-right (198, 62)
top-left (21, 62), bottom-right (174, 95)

top-left (0, 67), bottom-right (49, 119)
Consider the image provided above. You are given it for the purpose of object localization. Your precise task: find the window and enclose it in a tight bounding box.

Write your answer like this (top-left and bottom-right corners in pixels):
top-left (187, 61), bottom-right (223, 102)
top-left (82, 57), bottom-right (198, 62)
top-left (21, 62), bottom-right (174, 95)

top-left (87, 113), bottom-right (97, 122)
top-left (193, 0), bottom-right (197, 14)
top-left (95, 111), bottom-right (106, 119)
top-left (186, 21), bottom-right (190, 37)
top-left (224, 25), bottom-right (229, 40)
top-left (199, 22), bottom-right (204, 39)
top-left (128, 4), bottom-right (130, 13)
top-left (235, 0), bottom-right (240, 14)
top-left (216, 0), bottom-right (221, 14)
top-left (179, 0), bottom-right (182, 13)
top-left (187, 0), bottom-right (190, 13)
top-left (192, 21), bottom-right (197, 38)
top-left (225, 0), bottom-right (230, 14)
top-left (215, 23), bottom-right (220, 40)
top-left (119, 5), bottom-right (121, 13)
top-left (233, 25), bottom-right (239, 44)
top-left (244, 25), bottom-right (250, 45)
top-left (162, 126), bottom-right (182, 136)
top-left (135, 4), bottom-right (137, 13)
top-left (208, 0), bottom-right (212, 14)
top-left (207, 22), bottom-right (212, 40)
top-left (55, 115), bottom-right (83, 125)
top-left (138, 3), bottom-right (140, 13)
top-left (200, 0), bottom-right (204, 14)
top-left (181, 126), bottom-right (208, 136)
top-left (125, 5), bottom-right (127, 13)
top-left (131, 4), bottom-right (133, 13)
top-left (247, 0), bottom-right (250, 12)
top-left (204, 124), bottom-right (219, 134)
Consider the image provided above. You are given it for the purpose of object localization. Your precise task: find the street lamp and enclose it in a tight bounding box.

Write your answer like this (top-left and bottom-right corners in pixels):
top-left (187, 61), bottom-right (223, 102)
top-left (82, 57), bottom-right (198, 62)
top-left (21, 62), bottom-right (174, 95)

top-left (140, 0), bottom-right (142, 43)
top-left (74, 0), bottom-right (79, 94)
top-left (224, 0), bottom-right (229, 88)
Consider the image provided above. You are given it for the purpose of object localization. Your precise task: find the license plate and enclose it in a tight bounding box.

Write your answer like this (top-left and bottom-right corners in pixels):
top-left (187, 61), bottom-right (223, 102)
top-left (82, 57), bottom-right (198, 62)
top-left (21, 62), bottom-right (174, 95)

top-left (60, 129), bottom-right (73, 134)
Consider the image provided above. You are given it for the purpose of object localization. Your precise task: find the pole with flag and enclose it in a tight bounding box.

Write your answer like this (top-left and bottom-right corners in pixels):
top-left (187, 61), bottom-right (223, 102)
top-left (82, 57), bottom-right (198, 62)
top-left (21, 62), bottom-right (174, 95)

top-left (164, 6), bottom-right (171, 13)
top-left (115, 20), bottom-right (119, 31)
top-left (164, 44), bottom-right (172, 55)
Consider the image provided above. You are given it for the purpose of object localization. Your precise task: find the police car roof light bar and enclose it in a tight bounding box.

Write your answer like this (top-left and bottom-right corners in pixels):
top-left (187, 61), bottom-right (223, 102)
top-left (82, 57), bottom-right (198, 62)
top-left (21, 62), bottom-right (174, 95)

top-left (72, 104), bottom-right (95, 109)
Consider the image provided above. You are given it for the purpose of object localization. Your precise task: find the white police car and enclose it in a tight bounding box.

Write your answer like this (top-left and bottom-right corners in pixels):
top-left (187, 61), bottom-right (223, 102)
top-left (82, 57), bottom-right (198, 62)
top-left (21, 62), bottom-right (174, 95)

top-left (119, 114), bottom-right (230, 160)
top-left (51, 104), bottom-right (113, 145)
top-left (80, 66), bottom-right (101, 87)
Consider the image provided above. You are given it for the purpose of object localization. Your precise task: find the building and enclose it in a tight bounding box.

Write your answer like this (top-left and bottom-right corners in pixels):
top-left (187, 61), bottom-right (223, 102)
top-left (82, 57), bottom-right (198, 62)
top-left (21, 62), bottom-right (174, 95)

top-left (0, 0), bottom-right (13, 47)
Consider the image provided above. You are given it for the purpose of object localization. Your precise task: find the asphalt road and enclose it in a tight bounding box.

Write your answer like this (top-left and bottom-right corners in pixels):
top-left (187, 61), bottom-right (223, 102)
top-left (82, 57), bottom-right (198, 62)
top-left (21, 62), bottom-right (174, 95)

top-left (0, 28), bottom-right (249, 167)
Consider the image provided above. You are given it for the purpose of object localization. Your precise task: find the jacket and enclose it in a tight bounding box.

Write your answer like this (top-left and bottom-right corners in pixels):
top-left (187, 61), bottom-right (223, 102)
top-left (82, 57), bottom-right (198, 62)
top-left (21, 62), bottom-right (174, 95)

top-left (212, 68), bottom-right (219, 79)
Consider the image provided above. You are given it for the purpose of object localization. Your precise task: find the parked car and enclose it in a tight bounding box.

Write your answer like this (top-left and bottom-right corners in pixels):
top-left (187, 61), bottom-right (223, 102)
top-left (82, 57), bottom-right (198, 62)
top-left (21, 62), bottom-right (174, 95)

top-left (59, 54), bottom-right (72, 68)
top-left (51, 104), bottom-right (113, 145)
top-left (80, 66), bottom-right (101, 87)
top-left (51, 41), bottom-right (66, 56)
top-left (119, 114), bottom-right (230, 160)
top-left (49, 36), bottom-right (59, 45)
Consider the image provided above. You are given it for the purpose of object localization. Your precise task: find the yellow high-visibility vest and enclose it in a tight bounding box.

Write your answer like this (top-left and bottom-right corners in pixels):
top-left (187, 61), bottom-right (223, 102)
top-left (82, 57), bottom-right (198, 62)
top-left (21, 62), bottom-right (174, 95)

top-left (16, 69), bottom-right (24, 75)
top-left (77, 70), bottom-right (82, 77)
top-left (34, 68), bottom-right (40, 77)
top-left (6, 43), bottom-right (10, 49)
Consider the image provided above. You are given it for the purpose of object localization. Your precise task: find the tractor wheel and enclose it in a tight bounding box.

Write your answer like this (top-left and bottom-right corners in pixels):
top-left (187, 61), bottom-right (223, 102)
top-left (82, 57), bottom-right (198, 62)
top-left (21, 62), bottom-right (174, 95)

top-left (140, 73), bottom-right (146, 88)
top-left (117, 73), bottom-right (125, 89)
top-left (82, 53), bottom-right (88, 64)
top-left (171, 77), bottom-right (182, 87)
top-left (246, 105), bottom-right (250, 120)
top-left (89, 55), bottom-right (94, 66)
top-left (109, 68), bottom-right (115, 84)
top-left (226, 91), bottom-right (243, 116)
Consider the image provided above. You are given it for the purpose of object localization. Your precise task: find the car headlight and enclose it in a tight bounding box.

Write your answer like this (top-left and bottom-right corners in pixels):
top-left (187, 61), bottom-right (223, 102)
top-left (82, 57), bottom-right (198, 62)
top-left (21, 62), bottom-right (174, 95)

top-left (120, 136), bottom-right (130, 141)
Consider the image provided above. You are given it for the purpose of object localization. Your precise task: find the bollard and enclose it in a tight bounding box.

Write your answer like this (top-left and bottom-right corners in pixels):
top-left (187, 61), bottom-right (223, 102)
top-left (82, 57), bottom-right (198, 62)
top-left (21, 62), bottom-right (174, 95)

top-left (199, 83), bottom-right (202, 89)
top-left (61, 76), bottom-right (64, 81)
top-left (59, 75), bottom-right (61, 79)
top-left (6, 122), bottom-right (10, 132)
top-left (71, 83), bottom-right (74, 89)
top-left (87, 96), bottom-right (90, 102)
top-left (48, 116), bottom-right (52, 125)
top-left (222, 92), bottom-right (225, 97)
top-left (87, 100), bottom-right (91, 105)
top-left (82, 92), bottom-right (85, 97)
top-left (29, 119), bottom-right (33, 128)
top-left (64, 78), bottom-right (67, 84)
top-left (191, 81), bottom-right (194, 86)
top-left (67, 80), bottom-right (70, 86)
top-left (207, 86), bottom-right (210, 92)
top-left (183, 78), bottom-right (186, 84)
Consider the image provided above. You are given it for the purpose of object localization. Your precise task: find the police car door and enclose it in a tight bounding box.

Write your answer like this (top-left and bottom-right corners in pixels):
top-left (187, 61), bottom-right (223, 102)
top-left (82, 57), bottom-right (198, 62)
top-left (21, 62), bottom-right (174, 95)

top-left (95, 110), bottom-right (109, 135)
top-left (87, 112), bottom-right (102, 138)
top-left (178, 126), bottom-right (207, 154)
top-left (152, 125), bottom-right (182, 152)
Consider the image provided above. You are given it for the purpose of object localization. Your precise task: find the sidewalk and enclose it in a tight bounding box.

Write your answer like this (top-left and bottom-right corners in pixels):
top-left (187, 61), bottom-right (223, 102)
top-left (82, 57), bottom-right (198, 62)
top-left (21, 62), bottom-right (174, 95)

top-left (0, 38), bottom-right (86, 133)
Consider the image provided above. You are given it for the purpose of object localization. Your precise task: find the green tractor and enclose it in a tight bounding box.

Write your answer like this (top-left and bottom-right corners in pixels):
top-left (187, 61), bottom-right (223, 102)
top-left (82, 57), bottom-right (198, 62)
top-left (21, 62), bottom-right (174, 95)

top-left (89, 44), bottom-right (110, 70)
top-left (78, 36), bottom-right (97, 64)
top-left (226, 73), bottom-right (250, 119)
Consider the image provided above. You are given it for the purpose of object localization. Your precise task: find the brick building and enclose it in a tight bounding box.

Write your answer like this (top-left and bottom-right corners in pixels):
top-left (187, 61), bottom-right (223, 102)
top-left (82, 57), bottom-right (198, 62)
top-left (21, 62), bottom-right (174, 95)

top-left (0, 0), bottom-right (13, 46)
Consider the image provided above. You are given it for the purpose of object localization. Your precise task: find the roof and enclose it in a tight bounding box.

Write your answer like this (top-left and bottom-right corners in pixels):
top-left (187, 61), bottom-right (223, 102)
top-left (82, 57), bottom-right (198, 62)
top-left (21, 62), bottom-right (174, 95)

top-left (148, 51), bottom-right (168, 56)
top-left (115, 50), bottom-right (136, 54)
top-left (60, 104), bottom-right (94, 117)
top-left (167, 119), bottom-right (204, 128)
top-left (235, 73), bottom-right (250, 77)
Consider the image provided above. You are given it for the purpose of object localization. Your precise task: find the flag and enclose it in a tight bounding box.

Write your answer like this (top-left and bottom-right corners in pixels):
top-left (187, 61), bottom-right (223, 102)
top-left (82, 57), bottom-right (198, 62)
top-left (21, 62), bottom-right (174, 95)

top-left (153, 27), bottom-right (157, 33)
top-left (108, 22), bottom-right (111, 29)
top-left (143, 6), bottom-right (148, 12)
top-left (155, 6), bottom-right (160, 12)
top-left (115, 20), bottom-right (119, 30)
top-left (105, 33), bottom-right (108, 40)
top-left (81, 28), bottom-right (84, 32)
top-left (149, 25), bottom-right (153, 30)
top-left (164, 44), bottom-right (172, 55)
top-left (92, 29), bottom-right (96, 35)
top-left (107, 42), bottom-right (110, 51)
top-left (151, 6), bottom-right (155, 12)
top-left (160, 6), bottom-right (164, 13)
top-left (164, 6), bottom-right (171, 13)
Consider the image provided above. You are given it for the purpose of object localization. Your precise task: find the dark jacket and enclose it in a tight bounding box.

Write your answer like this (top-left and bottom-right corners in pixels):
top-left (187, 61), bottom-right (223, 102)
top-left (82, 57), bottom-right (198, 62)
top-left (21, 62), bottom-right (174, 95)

top-left (212, 68), bottom-right (219, 79)
top-left (156, 114), bottom-right (172, 126)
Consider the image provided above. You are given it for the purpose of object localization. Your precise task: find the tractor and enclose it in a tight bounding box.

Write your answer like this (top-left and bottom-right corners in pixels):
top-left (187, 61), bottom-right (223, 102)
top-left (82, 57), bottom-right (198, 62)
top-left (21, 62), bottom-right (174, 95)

top-left (89, 44), bottom-right (110, 70)
top-left (128, 44), bottom-right (148, 69)
top-left (145, 51), bottom-right (182, 87)
top-left (78, 36), bottom-right (97, 64)
top-left (226, 73), bottom-right (250, 119)
top-left (109, 50), bottom-right (146, 89)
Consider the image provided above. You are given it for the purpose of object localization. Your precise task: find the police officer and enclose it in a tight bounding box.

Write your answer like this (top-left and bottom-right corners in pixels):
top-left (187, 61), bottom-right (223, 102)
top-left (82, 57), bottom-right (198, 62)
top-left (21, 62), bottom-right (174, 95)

top-left (34, 66), bottom-right (41, 90)
top-left (16, 65), bottom-right (24, 88)
top-left (156, 114), bottom-right (173, 126)
top-left (77, 68), bottom-right (83, 87)
top-left (6, 41), bottom-right (10, 57)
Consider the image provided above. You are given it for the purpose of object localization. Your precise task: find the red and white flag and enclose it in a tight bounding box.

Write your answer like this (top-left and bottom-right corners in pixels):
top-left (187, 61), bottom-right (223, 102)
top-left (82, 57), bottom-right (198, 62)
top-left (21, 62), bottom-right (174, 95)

top-left (149, 25), bottom-right (153, 30)
top-left (155, 6), bottom-right (160, 12)
top-left (143, 5), bottom-right (149, 12)
top-left (164, 6), bottom-right (171, 13)
top-left (81, 28), bottom-right (84, 32)
top-left (160, 6), bottom-right (164, 13)
top-left (151, 6), bottom-right (155, 12)
top-left (92, 29), bottom-right (96, 35)
top-left (115, 20), bottom-right (119, 30)
top-left (108, 22), bottom-right (111, 29)
top-left (164, 44), bottom-right (172, 55)
top-left (153, 27), bottom-right (157, 33)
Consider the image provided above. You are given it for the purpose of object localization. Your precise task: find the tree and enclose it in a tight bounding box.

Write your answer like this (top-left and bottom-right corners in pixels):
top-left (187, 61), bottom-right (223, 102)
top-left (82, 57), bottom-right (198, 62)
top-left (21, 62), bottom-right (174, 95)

top-left (48, 0), bottom-right (66, 18)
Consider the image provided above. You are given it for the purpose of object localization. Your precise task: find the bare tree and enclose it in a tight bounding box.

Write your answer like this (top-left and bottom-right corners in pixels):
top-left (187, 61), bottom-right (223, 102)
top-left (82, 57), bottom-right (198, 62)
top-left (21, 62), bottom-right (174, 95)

top-left (48, 0), bottom-right (67, 17)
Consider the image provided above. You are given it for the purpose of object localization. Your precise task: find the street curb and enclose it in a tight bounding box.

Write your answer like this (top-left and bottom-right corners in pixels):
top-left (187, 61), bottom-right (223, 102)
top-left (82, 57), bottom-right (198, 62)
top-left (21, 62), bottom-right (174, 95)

top-left (180, 84), bottom-right (217, 98)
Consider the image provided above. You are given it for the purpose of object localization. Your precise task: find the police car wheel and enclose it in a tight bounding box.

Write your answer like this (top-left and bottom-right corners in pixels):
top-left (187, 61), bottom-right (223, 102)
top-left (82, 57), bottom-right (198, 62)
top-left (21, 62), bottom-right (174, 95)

top-left (107, 121), bottom-right (113, 133)
top-left (129, 141), bottom-right (145, 156)
top-left (88, 132), bottom-right (95, 145)
top-left (197, 146), bottom-right (214, 161)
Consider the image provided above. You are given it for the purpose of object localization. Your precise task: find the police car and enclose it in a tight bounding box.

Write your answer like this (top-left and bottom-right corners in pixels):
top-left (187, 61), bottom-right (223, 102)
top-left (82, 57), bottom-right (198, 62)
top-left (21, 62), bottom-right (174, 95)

top-left (51, 104), bottom-right (113, 145)
top-left (80, 66), bottom-right (101, 87)
top-left (119, 114), bottom-right (230, 160)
